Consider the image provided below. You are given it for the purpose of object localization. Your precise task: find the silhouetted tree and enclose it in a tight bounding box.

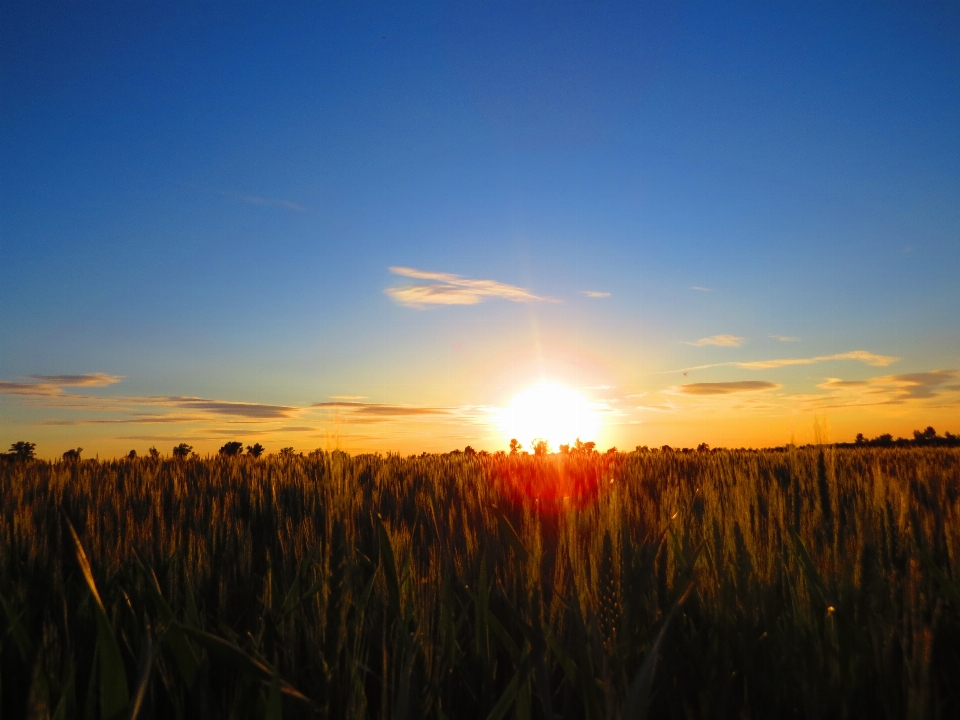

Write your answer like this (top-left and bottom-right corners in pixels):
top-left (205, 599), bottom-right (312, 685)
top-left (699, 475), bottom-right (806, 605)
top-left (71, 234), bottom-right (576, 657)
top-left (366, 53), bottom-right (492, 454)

top-left (855, 433), bottom-right (865, 445)
top-left (148, 447), bottom-right (160, 459)
top-left (8, 441), bottom-right (36, 461)
top-left (246, 443), bottom-right (265, 458)
top-left (914, 427), bottom-right (938, 445)
top-left (697, 443), bottom-right (710, 452)
top-left (509, 439), bottom-right (522, 455)
top-left (62, 448), bottom-right (82, 461)
top-left (573, 438), bottom-right (596, 454)
top-left (219, 442), bottom-right (244, 456)
top-left (279, 447), bottom-right (295, 457)
top-left (172, 443), bottom-right (193, 459)
top-left (532, 439), bottom-right (550, 457)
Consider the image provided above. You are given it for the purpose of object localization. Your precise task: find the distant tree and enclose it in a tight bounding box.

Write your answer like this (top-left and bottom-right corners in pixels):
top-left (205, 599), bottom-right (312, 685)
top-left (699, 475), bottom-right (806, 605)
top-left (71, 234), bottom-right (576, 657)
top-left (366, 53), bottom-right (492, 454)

top-left (573, 438), bottom-right (596, 454)
top-left (62, 447), bottom-right (82, 461)
top-left (509, 439), bottom-right (522, 455)
top-left (279, 447), bottom-right (295, 457)
top-left (532, 439), bottom-right (550, 457)
top-left (8, 441), bottom-right (36, 461)
top-left (874, 434), bottom-right (893, 447)
top-left (220, 441), bottom-right (244, 457)
top-left (246, 443), bottom-right (265, 458)
top-left (127, 449), bottom-right (137, 460)
top-left (172, 443), bottom-right (193, 459)
top-left (855, 433), bottom-right (865, 445)
top-left (914, 427), bottom-right (938, 444)
top-left (697, 443), bottom-right (710, 453)
top-left (148, 447), bottom-right (161, 459)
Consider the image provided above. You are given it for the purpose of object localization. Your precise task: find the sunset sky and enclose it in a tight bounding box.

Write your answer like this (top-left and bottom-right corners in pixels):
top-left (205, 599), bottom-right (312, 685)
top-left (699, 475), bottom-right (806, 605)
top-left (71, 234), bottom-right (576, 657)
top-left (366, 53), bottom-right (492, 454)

top-left (2, 2), bottom-right (959, 457)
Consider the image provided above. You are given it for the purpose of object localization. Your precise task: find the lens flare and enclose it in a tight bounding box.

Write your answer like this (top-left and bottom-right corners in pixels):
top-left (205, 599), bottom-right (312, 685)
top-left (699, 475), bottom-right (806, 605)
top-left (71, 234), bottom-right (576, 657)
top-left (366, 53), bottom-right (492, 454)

top-left (501, 382), bottom-right (600, 450)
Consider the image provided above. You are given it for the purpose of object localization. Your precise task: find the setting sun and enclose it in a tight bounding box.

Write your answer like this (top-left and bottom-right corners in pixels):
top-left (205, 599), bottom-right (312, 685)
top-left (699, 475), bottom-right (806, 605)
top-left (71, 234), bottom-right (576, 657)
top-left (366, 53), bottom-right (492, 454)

top-left (501, 382), bottom-right (600, 451)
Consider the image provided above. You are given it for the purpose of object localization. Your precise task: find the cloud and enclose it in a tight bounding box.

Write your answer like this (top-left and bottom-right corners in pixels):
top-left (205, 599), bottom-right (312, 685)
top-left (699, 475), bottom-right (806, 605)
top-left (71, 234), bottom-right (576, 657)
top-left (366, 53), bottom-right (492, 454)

top-left (192, 184), bottom-right (306, 212)
top-left (581, 290), bottom-right (610, 298)
top-left (769, 335), bottom-right (800, 342)
top-left (25, 373), bottom-right (122, 386)
top-left (817, 378), bottom-right (869, 389)
top-left (385, 267), bottom-right (556, 308)
top-left (0, 373), bottom-right (123, 396)
top-left (794, 369), bottom-right (960, 410)
top-left (691, 286), bottom-right (711, 292)
top-left (165, 397), bottom-right (298, 419)
top-left (879, 370), bottom-right (959, 401)
top-left (312, 401), bottom-right (451, 417)
top-left (686, 335), bottom-right (745, 348)
top-left (674, 381), bottom-right (780, 396)
top-left (328, 395), bottom-right (368, 401)
top-left (739, 351), bottom-right (898, 369)
top-left (666, 350), bottom-right (901, 375)
top-left (237, 194), bottom-right (305, 212)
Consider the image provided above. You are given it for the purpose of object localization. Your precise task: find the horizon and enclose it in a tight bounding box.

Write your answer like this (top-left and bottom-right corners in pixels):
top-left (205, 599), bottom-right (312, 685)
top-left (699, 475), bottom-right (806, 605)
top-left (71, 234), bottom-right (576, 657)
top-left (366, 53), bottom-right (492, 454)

top-left (3, 2), bottom-right (959, 457)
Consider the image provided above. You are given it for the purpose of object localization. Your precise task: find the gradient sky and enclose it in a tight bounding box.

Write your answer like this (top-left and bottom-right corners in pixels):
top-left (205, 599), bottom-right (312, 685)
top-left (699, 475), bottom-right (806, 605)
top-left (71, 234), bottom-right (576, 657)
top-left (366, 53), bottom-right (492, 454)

top-left (2, 1), bottom-right (959, 457)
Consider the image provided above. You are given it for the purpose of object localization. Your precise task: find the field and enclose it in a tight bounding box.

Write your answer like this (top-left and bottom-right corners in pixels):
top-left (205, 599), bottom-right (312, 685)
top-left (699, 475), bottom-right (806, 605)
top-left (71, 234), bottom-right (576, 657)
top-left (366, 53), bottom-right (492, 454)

top-left (2, 447), bottom-right (959, 719)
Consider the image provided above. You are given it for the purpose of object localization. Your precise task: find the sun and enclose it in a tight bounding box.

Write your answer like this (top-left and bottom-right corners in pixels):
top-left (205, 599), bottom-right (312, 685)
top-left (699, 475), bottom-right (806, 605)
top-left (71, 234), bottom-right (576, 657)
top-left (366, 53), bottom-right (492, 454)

top-left (501, 382), bottom-right (601, 451)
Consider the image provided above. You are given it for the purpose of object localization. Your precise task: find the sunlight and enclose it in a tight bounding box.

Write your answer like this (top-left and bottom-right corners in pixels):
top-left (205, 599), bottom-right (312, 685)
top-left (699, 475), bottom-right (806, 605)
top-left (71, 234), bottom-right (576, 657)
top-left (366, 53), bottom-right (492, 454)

top-left (501, 382), bottom-right (601, 451)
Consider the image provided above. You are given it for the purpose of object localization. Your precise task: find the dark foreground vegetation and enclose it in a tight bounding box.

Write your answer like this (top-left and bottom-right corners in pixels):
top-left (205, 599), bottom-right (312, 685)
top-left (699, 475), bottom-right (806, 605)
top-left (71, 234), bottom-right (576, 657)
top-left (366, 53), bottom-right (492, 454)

top-left (2, 447), bottom-right (960, 719)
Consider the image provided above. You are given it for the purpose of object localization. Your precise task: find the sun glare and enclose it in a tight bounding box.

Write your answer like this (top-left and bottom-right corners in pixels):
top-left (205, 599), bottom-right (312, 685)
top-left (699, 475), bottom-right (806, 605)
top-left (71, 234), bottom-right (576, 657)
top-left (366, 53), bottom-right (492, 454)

top-left (502, 382), bottom-right (600, 451)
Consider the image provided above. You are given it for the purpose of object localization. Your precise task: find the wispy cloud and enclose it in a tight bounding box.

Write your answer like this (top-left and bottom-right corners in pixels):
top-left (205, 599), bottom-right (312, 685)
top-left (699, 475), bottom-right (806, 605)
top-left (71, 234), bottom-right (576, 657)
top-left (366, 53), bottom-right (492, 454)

top-left (817, 378), bottom-right (869, 389)
top-left (0, 373), bottom-right (123, 396)
top-left (663, 350), bottom-right (900, 375)
top-left (190, 183), bottom-right (306, 212)
top-left (740, 351), bottom-right (898, 370)
top-left (673, 381), bottom-right (780, 396)
top-left (769, 335), bottom-right (800, 342)
top-left (312, 401), bottom-right (452, 418)
top-left (164, 397), bottom-right (298, 419)
top-left (236, 194), bottom-right (305, 212)
top-left (385, 267), bottom-right (557, 308)
top-left (581, 290), bottom-right (610, 299)
top-left (691, 286), bottom-right (711, 292)
top-left (686, 335), bottom-right (745, 347)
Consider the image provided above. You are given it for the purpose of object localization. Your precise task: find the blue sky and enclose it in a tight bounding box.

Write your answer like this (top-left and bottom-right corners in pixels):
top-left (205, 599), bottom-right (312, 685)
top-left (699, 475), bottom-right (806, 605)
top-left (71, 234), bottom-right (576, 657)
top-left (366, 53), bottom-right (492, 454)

top-left (2, 1), bottom-right (959, 456)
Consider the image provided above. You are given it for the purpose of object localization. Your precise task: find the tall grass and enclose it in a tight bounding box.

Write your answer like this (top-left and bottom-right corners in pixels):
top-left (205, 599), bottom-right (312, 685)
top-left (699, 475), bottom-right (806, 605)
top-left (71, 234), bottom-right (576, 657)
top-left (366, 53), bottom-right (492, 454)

top-left (2, 447), bottom-right (959, 718)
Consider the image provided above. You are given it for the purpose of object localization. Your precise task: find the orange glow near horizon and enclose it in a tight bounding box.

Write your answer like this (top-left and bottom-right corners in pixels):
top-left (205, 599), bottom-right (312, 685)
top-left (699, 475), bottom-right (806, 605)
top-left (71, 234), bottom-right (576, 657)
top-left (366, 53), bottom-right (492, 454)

top-left (500, 382), bottom-right (601, 451)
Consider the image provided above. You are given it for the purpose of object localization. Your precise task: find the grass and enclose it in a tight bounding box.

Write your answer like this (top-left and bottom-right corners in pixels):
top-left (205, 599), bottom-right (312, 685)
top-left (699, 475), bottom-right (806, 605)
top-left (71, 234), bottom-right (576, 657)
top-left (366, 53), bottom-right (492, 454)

top-left (2, 446), bottom-right (959, 718)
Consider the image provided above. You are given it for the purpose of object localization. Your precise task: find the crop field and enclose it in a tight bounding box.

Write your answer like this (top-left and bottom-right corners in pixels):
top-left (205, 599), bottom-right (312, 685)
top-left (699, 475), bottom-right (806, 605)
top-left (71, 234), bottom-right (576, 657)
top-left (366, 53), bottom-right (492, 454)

top-left (2, 446), bottom-right (959, 719)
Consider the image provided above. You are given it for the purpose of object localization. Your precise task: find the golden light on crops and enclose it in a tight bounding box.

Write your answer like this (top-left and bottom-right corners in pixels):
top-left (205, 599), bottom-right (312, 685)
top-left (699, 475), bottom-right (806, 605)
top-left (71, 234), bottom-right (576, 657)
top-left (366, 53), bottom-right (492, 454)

top-left (501, 382), bottom-right (600, 451)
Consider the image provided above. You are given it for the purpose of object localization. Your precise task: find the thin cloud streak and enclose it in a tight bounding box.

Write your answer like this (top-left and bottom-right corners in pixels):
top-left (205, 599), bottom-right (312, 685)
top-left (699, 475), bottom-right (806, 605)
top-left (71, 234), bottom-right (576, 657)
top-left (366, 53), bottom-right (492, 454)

top-left (385, 267), bottom-right (557, 308)
top-left (673, 381), bottom-right (780, 396)
top-left (769, 335), bottom-right (801, 342)
top-left (0, 373), bottom-right (123, 396)
top-left (686, 335), bottom-right (745, 347)
top-left (658, 350), bottom-right (900, 374)
top-left (581, 290), bottom-right (610, 298)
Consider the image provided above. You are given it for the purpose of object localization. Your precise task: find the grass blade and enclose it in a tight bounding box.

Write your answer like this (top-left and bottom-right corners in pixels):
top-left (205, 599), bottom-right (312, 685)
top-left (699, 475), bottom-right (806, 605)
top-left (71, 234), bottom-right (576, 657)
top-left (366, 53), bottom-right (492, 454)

top-left (64, 516), bottom-right (129, 720)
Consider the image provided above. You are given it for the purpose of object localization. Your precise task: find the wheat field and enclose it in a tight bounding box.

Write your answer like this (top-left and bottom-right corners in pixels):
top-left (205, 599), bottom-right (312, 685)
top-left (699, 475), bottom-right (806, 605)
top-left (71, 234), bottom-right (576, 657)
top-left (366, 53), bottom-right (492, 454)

top-left (2, 446), bottom-right (959, 719)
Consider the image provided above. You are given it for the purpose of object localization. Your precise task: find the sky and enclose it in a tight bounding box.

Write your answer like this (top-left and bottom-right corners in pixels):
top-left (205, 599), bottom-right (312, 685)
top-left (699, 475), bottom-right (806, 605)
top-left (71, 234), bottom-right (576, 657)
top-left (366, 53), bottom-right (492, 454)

top-left (2, 1), bottom-right (959, 458)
